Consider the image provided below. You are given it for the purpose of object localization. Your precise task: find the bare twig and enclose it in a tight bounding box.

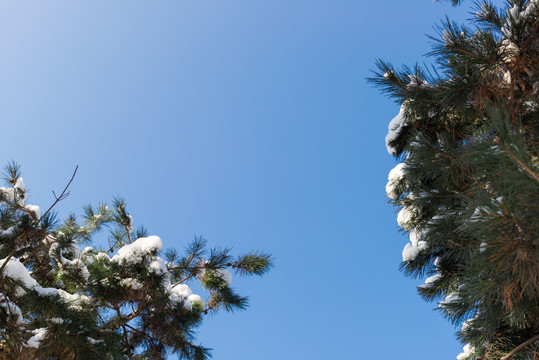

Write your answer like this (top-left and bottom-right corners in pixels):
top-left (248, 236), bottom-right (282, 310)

top-left (40, 166), bottom-right (79, 220)
top-left (496, 138), bottom-right (539, 184)
top-left (500, 334), bottom-right (539, 360)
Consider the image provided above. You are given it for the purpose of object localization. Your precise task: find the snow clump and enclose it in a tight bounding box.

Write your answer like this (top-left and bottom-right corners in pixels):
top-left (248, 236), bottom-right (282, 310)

top-left (188, 294), bottom-right (205, 307)
top-left (1, 257), bottom-right (39, 289)
top-left (24, 204), bottom-right (41, 219)
top-left (169, 284), bottom-right (194, 311)
top-left (0, 294), bottom-right (25, 325)
top-left (111, 236), bottom-right (162, 266)
top-left (120, 278), bottom-right (143, 290)
top-left (397, 206), bottom-right (416, 231)
top-left (216, 268), bottom-right (232, 285)
top-left (456, 343), bottom-right (475, 360)
top-left (385, 104), bottom-right (408, 156)
top-left (386, 163), bottom-right (407, 199)
top-left (25, 327), bottom-right (47, 348)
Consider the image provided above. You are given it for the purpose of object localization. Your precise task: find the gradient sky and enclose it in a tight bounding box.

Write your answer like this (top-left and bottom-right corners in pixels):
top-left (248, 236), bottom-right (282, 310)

top-left (0, 1), bottom-right (484, 359)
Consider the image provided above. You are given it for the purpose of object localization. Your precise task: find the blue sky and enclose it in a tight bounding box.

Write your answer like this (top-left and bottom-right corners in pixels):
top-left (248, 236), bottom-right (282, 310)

top-left (0, 1), bottom-right (482, 359)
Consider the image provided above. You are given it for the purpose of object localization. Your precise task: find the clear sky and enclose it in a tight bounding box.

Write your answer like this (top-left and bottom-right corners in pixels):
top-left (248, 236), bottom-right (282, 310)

top-left (0, 1), bottom-right (484, 359)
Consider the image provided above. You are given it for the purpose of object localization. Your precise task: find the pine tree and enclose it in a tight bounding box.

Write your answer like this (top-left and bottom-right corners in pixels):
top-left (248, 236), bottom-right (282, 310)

top-left (373, 1), bottom-right (539, 359)
top-left (0, 163), bottom-right (272, 360)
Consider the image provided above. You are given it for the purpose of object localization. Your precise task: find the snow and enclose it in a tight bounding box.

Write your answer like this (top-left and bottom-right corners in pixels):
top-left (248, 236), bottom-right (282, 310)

top-left (442, 30), bottom-right (453, 45)
top-left (13, 178), bottom-right (27, 205)
top-left (182, 298), bottom-right (193, 311)
top-left (194, 257), bottom-right (207, 278)
top-left (0, 188), bottom-right (14, 203)
top-left (523, 0), bottom-right (539, 18)
top-left (407, 75), bottom-right (419, 88)
top-left (120, 278), bottom-right (143, 290)
top-left (456, 343), bottom-right (474, 360)
top-left (386, 163), bottom-right (407, 199)
top-left (499, 39), bottom-right (519, 64)
top-left (0, 294), bottom-right (25, 324)
top-left (96, 252), bottom-right (111, 262)
top-left (25, 327), bottom-right (47, 348)
top-left (72, 259), bottom-right (90, 280)
top-left (419, 273), bottom-right (442, 288)
top-left (127, 215), bottom-right (134, 233)
top-left (87, 337), bottom-right (104, 345)
top-left (172, 284), bottom-right (193, 298)
top-left (1, 257), bottom-right (39, 289)
top-left (24, 204), bottom-right (41, 219)
top-left (14, 177), bottom-right (27, 194)
top-left (49, 243), bottom-right (90, 281)
top-left (169, 284), bottom-right (194, 308)
top-left (57, 289), bottom-right (90, 310)
top-left (0, 226), bottom-right (17, 239)
top-left (193, 264), bottom-right (232, 285)
top-left (470, 208), bottom-right (482, 223)
top-left (440, 293), bottom-right (460, 308)
top-left (111, 236), bottom-right (162, 266)
top-left (479, 242), bottom-right (487, 253)
top-left (34, 286), bottom-right (60, 297)
top-left (409, 228), bottom-right (421, 247)
top-left (385, 104), bottom-right (407, 156)
top-left (397, 206), bottom-right (415, 231)
top-left (149, 257), bottom-right (168, 275)
top-left (81, 247), bottom-right (94, 263)
top-left (43, 234), bottom-right (56, 246)
top-left (402, 243), bottom-right (421, 262)
top-left (49, 317), bottom-right (64, 324)
top-left (82, 246), bottom-right (93, 253)
top-left (216, 268), bottom-right (232, 285)
top-left (188, 294), bottom-right (205, 307)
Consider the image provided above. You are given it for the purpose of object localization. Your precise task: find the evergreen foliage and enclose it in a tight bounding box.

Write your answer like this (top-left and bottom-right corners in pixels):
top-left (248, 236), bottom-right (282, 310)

top-left (373, 1), bottom-right (539, 359)
top-left (0, 164), bottom-right (272, 359)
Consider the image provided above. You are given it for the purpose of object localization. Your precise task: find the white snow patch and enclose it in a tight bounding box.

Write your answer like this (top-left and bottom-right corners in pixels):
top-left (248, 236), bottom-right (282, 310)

top-left (479, 242), bottom-right (487, 253)
top-left (456, 343), bottom-right (475, 360)
top-left (419, 273), bottom-right (442, 289)
top-left (1, 257), bottom-right (39, 289)
top-left (112, 236), bottom-right (162, 266)
top-left (216, 268), bottom-right (232, 285)
top-left (402, 243), bottom-right (421, 262)
top-left (386, 163), bottom-right (407, 199)
top-left (49, 317), bottom-right (64, 324)
top-left (148, 257), bottom-right (168, 275)
top-left (440, 293), bottom-right (460, 308)
top-left (0, 294), bottom-right (25, 324)
top-left (120, 278), bottom-right (143, 290)
top-left (87, 337), bottom-right (104, 345)
top-left (171, 284), bottom-right (192, 299)
top-left (169, 284), bottom-right (194, 311)
top-left (188, 294), bottom-right (205, 307)
top-left (397, 206), bottom-right (415, 231)
top-left (24, 205), bottom-right (41, 219)
top-left (57, 289), bottom-right (90, 310)
top-left (25, 327), bottom-right (47, 348)
top-left (127, 215), bottom-right (134, 233)
top-left (385, 105), bottom-right (407, 156)
top-left (96, 252), bottom-right (111, 262)
top-left (194, 258), bottom-right (207, 278)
